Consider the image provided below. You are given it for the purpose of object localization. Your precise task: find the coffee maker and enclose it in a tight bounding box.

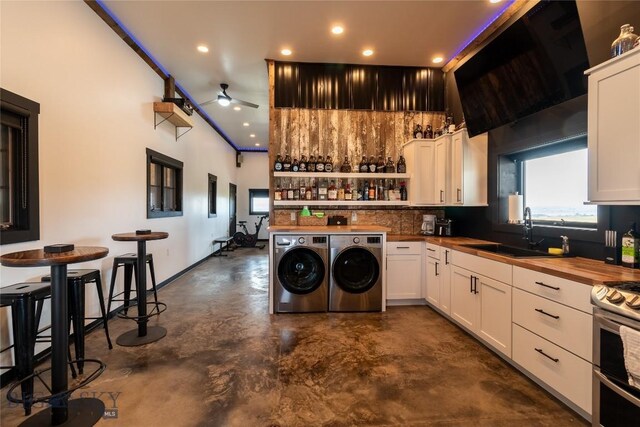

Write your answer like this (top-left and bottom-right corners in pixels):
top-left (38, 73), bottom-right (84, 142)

top-left (420, 215), bottom-right (436, 235)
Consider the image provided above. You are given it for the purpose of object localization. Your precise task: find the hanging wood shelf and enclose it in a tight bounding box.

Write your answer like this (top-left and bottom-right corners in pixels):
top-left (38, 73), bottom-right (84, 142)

top-left (153, 102), bottom-right (194, 140)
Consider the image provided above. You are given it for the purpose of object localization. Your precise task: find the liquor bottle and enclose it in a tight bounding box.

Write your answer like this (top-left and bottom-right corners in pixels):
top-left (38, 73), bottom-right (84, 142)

top-left (397, 155), bottom-right (407, 173)
top-left (344, 182), bottom-right (352, 201)
top-left (287, 181), bottom-right (294, 200)
top-left (363, 180), bottom-right (369, 201)
top-left (274, 183), bottom-right (282, 201)
top-left (316, 156), bottom-right (325, 172)
top-left (385, 157), bottom-right (395, 173)
top-left (359, 156), bottom-right (369, 173)
top-left (325, 155), bottom-right (333, 173)
top-left (378, 180), bottom-right (384, 200)
top-left (340, 156), bottom-right (352, 173)
top-left (413, 124), bottom-right (423, 139)
top-left (318, 179), bottom-right (328, 200)
top-left (376, 156), bottom-right (385, 173)
top-left (328, 180), bottom-right (338, 201)
top-left (368, 179), bottom-right (376, 200)
top-left (283, 154), bottom-right (292, 172)
top-left (308, 155), bottom-right (316, 173)
top-left (305, 181), bottom-right (312, 200)
top-left (300, 180), bottom-right (307, 199)
top-left (299, 155), bottom-right (307, 172)
top-left (337, 179), bottom-right (345, 201)
top-left (622, 223), bottom-right (640, 268)
top-left (292, 158), bottom-right (299, 172)
top-left (311, 179), bottom-right (318, 200)
top-left (400, 182), bottom-right (408, 201)
top-left (425, 125), bottom-right (433, 139)
top-left (368, 156), bottom-right (377, 173)
top-left (281, 181), bottom-right (288, 200)
top-left (274, 154), bottom-right (283, 172)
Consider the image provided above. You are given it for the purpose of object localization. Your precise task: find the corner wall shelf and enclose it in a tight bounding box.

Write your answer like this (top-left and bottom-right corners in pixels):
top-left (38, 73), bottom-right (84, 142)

top-left (153, 102), bottom-right (194, 141)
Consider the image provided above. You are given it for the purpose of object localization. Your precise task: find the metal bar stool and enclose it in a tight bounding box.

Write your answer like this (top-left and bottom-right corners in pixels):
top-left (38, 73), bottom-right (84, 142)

top-left (107, 253), bottom-right (161, 316)
top-left (41, 269), bottom-right (113, 375)
top-left (0, 282), bottom-right (51, 415)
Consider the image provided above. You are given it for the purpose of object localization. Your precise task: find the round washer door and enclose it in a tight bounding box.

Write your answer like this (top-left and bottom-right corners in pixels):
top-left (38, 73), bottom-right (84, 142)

top-left (332, 247), bottom-right (380, 294)
top-left (277, 247), bottom-right (326, 295)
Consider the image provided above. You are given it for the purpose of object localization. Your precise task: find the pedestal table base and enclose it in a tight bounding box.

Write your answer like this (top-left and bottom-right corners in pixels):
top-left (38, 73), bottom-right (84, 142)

top-left (18, 398), bottom-right (105, 427)
top-left (116, 326), bottom-right (167, 347)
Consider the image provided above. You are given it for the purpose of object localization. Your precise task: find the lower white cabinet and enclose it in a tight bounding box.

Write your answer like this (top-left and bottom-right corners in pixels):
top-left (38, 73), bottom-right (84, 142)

top-left (450, 262), bottom-right (512, 358)
top-left (386, 242), bottom-right (423, 300)
top-left (439, 248), bottom-right (452, 315)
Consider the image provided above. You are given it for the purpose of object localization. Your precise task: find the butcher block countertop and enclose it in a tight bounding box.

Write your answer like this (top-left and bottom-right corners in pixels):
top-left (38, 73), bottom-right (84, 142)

top-left (387, 235), bottom-right (640, 286)
top-left (268, 225), bottom-right (392, 233)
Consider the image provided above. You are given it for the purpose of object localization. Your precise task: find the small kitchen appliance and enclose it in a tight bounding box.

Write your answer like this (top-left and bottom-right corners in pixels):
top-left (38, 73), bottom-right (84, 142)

top-left (435, 219), bottom-right (453, 236)
top-left (420, 215), bottom-right (436, 235)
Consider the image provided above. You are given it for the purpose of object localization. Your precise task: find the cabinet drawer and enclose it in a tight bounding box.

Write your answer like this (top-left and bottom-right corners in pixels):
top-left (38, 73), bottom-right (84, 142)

top-left (513, 324), bottom-right (592, 414)
top-left (513, 266), bottom-right (592, 313)
top-left (451, 250), bottom-right (512, 284)
top-left (425, 243), bottom-right (441, 259)
top-left (513, 288), bottom-right (592, 362)
top-left (387, 241), bottom-right (422, 255)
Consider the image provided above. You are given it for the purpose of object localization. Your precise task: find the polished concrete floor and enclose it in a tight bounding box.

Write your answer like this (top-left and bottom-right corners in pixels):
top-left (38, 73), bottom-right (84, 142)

top-left (1, 248), bottom-right (588, 426)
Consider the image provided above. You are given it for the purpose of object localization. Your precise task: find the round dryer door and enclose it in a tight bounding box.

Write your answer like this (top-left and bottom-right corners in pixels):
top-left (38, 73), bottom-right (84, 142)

top-left (332, 247), bottom-right (380, 294)
top-left (278, 248), bottom-right (326, 295)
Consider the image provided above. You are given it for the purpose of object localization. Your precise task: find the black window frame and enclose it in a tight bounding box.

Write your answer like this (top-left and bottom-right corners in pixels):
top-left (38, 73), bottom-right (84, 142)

top-left (208, 173), bottom-right (217, 218)
top-left (146, 148), bottom-right (183, 218)
top-left (249, 189), bottom-right (269, 215)
top-left (0, 88), bottom-right (40, 245)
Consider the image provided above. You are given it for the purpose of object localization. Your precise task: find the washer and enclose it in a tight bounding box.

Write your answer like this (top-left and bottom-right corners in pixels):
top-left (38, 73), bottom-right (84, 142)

top-left (273, 234), bottom-right (328, 313)
top-left (329, 234), bottom-right (383, 312)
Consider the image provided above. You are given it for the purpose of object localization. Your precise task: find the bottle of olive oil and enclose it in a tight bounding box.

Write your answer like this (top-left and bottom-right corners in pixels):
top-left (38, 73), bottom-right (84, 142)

top-left (621, 223), bottom-right (639, 268)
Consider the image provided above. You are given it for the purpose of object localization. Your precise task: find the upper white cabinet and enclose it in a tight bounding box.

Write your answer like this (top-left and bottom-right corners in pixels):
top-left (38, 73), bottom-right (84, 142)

top-left (402, 130), bottom-right (487, 206)
top-left (585, 48), bottom-right (640, 204)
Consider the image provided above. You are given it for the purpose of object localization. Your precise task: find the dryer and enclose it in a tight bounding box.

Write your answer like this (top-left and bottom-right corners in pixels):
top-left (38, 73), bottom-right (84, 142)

top-left (329, 234), bottom-right (383, 312)
top-left (273, 234), bottom-right (328, 313)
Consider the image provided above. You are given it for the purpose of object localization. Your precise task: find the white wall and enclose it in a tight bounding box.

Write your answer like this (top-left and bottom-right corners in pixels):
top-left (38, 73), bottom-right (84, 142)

top-left (0, 1), bottom-right (237, 366)
top-left (236, 152), bottom-right (270, 240)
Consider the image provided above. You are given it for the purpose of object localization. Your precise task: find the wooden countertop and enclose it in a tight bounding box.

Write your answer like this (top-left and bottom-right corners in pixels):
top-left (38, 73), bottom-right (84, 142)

top-left (387, 235), bottom-right (640, 286)
top-left (268, 225), bottom-right (391, 233)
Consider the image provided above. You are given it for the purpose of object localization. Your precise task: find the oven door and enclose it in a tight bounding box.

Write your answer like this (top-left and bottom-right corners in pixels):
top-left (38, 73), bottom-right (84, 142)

top-left (592, 308), bottom-right (640, 426)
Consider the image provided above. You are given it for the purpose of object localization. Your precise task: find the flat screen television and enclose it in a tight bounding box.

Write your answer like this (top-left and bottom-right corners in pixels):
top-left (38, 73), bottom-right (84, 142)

top-left (454, 0), bottom-right (590, 137)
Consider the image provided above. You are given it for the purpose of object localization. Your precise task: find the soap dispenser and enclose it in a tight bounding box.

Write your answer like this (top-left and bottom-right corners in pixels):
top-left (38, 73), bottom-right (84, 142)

top-left (561, 235), bottom-right (570, 255)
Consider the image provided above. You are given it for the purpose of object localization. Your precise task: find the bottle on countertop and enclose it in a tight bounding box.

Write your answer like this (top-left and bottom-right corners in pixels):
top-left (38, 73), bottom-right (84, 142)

top-left (397, 155), bottom-right (407, 173)
top-left (340, 156), bottom-right (352, 173)
top-left (385, 157), bottom-right (395, 173)
top-left (316, 156), bottom-right (325, 172)
top-left (299, 155), bottom-right (307, 172)
top-left (292, 158), bottom-right (299, 172)
top-left (283, 154), bottom-right (292, 172)
top-left (368, 156), bottom-right (377, 173)
top-left (359, 156), bottom-right (369, 173)
top-left (308, 155), bottom-right (316, 173)
top-left (325, 155), bottom-right (333, 173)
top-left (621, 223), bottom-right (639, 268)
top-left (274, 154), bottom-right (283, 172)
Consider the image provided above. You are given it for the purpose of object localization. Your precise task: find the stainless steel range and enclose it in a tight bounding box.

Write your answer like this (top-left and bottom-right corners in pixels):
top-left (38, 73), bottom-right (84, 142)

top-left (591, 282), bottom-right (640, 426)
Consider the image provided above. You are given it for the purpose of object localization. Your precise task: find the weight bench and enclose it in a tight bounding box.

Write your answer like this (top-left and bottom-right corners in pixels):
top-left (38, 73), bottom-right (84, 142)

top-left (212, 237), bottom-right (234, 257)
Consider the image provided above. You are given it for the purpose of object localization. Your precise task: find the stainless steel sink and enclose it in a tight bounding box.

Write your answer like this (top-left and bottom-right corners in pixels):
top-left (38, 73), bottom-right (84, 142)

top-left (462, 243), bottom-right (566, 258)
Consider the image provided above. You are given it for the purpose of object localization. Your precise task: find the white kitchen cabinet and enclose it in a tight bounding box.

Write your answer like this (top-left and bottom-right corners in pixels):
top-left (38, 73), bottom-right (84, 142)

top-left (478, 275), bottom-right (512, 357)
top-left (386, 242), bottom-right (423, 300)
top-left (446, 130), bottom-right (488, 206)
top-left (585, 48), bottom-right (640, 204)
top-left (439, 247), bottom-right (452, 315)
top-left (435, 137), bottom-right (447, 205)
top-left (402, 139), bottom-right (440, 205)
top-left (450, 266), bottom-right (480, 331)
top-left (425, 243), bottom-right (441, 306)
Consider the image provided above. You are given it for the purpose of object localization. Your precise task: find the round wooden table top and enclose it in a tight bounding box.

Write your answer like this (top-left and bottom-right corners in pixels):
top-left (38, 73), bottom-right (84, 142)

top-left (112, 231), bottom-right (169, 242)
top-left (0, 246), bottom-right (109, 267)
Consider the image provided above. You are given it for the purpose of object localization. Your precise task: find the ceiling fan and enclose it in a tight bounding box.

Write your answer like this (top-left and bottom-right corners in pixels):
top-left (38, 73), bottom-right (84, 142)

top-left (200, 83), bottom-right (259, 109)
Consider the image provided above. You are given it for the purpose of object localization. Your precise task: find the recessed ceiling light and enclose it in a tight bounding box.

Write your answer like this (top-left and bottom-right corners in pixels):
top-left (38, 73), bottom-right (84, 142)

top-left (362, 49), bottom-right (374, 57)
top-left (281, 48), bottom-right (292, 56)
top-left (243, 122), bottom-right (249, 127)
top-left (233, 106), bottom-right (241, 111)
top-left (196, 45), bottom-right (209, 53)
top-left (432, 56), bottom-right (444, 64)
top-left (331, 25), bottom-right (344, 35)
top-left (255, 143), bottom-right (260, 147)
top-left (250, 134), bottom-right (256, 138)
top-left (489, 0), bottom-right (502, 3)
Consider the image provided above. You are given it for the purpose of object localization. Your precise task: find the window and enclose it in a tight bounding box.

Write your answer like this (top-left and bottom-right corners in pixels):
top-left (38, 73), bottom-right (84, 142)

top-left (249, 189), bottom-right (269, 215)
top-left (208, 174), bottom-right (217, 218)
top-left (1, 89), bottom-right (40, 245)
top-left (147, 148), bottom-right (183, 218)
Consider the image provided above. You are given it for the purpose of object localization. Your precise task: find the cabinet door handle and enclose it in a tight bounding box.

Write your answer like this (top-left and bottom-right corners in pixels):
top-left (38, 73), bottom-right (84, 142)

top-left (445, 250), bottom-right (449, 265)
top-left (457, 188), bottom-right (461, 202)
top-left (535, 308), bottom-right (560, 319)
top-left (535, 281), bottom-right (560, 291)
top-left (473, 277), bottom-right (479, 294)
top-left (396, 246), bottom-right (410, 249)
top-left (435, 262), bottom-right (439, 276)
top-left (470, 276), bottom-right (473, 293)
top-left (535, 348), bottom-right (559, 363)
top-left (440, 190), bottom-right (444, 203)
top-left (427, 248), bottom-right (435, 252)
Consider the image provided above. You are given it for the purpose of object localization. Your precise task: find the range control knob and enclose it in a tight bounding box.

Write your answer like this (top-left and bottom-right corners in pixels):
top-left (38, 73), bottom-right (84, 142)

top-left (626, 295), bottom-right (640, 310)
top-left (298, 237), bottom-right (306, 245)
top-left (353, 237), bottom-right (360, 244)
top-left (594, 285), bottom-right (608, 300)
top-left (606, 289), bottom-right (625, 304)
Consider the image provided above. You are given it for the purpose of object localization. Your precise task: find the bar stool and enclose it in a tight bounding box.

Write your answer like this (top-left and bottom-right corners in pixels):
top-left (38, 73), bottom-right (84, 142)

top-left (0, 282), bottom-right (51, 416)
top-left (107, 253), bottom-right (160, 316)
top-left (41, 269), bottom-right (113, 375)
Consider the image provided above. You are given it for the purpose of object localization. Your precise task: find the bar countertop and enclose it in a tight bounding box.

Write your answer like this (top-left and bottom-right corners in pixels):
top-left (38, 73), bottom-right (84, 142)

top-left (387, 234), bottom-right (640, 286)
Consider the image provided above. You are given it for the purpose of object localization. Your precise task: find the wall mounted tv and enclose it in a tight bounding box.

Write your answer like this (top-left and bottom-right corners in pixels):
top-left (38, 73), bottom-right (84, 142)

top-left (454, 0), bottom-right (590, 137)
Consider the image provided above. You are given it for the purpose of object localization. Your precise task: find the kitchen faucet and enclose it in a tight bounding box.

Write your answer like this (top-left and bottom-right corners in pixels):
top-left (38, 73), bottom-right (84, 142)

top-left (523, 207), bottom-right (544, 249)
